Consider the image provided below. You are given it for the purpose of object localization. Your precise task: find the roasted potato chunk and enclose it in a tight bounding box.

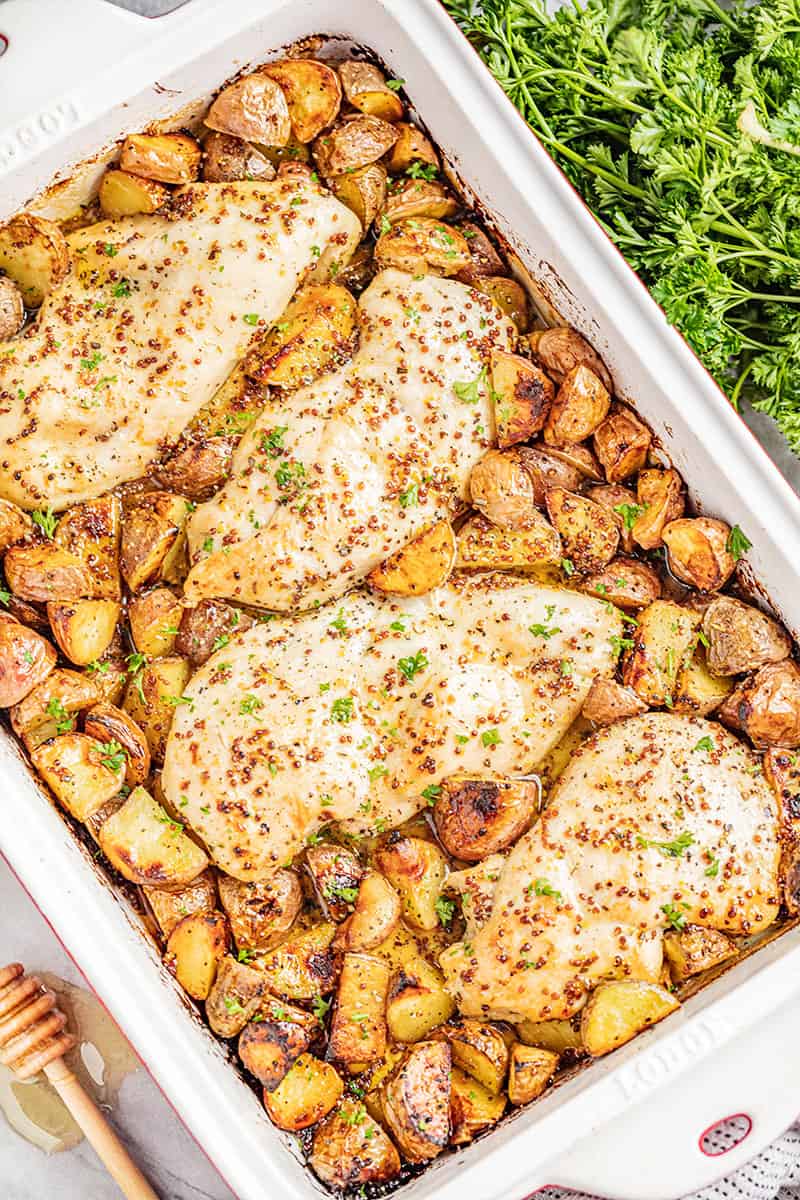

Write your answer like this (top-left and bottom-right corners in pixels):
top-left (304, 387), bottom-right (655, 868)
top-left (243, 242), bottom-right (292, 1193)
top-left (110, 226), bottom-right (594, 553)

top-left (0, 214), bottom-right (70, 307)
top-left (543, 365), bottom-right (611, 446)
top-left (662, 518), bottom-right (735, 592)
top-left (469, 449), bottom-right (538, 531)
top-left (305, 843), bottom-right (363, 922)
top-left (260, 59), bottom-right (342, 142)
top-left (98, 169), bottom-right (169, 217)
top-left (515, 1017), bottom-right (583, 1055)
top-left (332, 163), bottom-right (387, 229)
top-left (10, 667), bottom-right (98, 749)
top-left (338, 61), bottom-right (404, 123)
top-left (329, 952), bottom-right (390, 1065)
top-left (205, 954), bottom-right (267, 1038)
top-left (382, 1041), bottom-right (451, 1162)
top-left (83, 701), bottom-right (151, 788)
top-left (593, 404), bottom-right (651, 483)
top-left (310, 1095), bottom-right (398, 1183)
top-left (387, 958), bottom-right (455, 1043)
top-left (450, 1066), bottom-right (506, 1142)
top-left (128, 588), bottom-right (182, 659)
top-left (545, 487), bottom-right (618, 573)
top-left (443, 1019), bottom-right (509, 1095)
top-left (386, 123), bottom-right (439, 174)
top-left (174, 599), bottom-right (252, 667)
top-left (98, 786), bottom-right (208, 887)
top-left (719, 660), bottom-right (800, 748)
top-left (631, 468), bottom-right (685, 551)
top-left (530, 326), bottom-right (612, 393)
top-left (585, 483), bottom-right (639, 554)
top-left (5, 544), bottom-right (93, 604)
top-left (375, 836), bottom-right (447, 931)
top-left (0, 276), bottom-right (24, 341)
top-left (205, 74), bottom-right (291, 146)
top-left (144, 869), bottom-right (217, 939)
top-left (580, 556), bottom-right (661, 610)
top-left (47, 599), bottom-right (119, 666)
top-left (119, 132), bottom-right (201, 184)
top-left (381, 178), bottom-right (458, 225)
top-left (122, 655), bottom-right (191, 763)
top-left (368, 520), bottom-right (456, 596)
top-left (491, 350), bottom-right (554, 448)
top-left (156, 437), bottom-right (233, 500)
top-left (259, 922), bottom-right (337, 1000)
top-left (457, 511), bottom-right (562, 571)
top-left (239, 1001), bottom-right (317, 1090)
top-left (0, 498), bottom-right (33, 550)
top-left (166, 911), bottom-right (228, 1001)
top-left (314, 114), bottom-right (399, 178)
top-left (622, 600), bottom-right (700, 707)
top-left (201, 132), bottom-right (274, 183)
top-left (334, 870), bottom-right (402, 952)
top-left (516, 445), bottom-right (586, 507)
top-left (507, 1043), bottom-right (559, 1105)
top-left (245, 283), bottom-right (357, 389)
top-left (269, 1056), bottom-right (345, 1134)
top-left (581, 980), bottom-right (679, 1057)
top-left (673, 646), bottom-right (733, 716)
top-left (702, 595), bottom-right (790, 677)
top-left (0, 614), bottom-right (56, 707)
top-left (54, 494), bottom-right (121, 601)
top-left (374, 217), bottom-right (470, 276)
top-left (217, 869), bottom-right (302, 953)
top-left (663, 925), bottom-right (736, 982)
top-left (433, 776), bottom-right (537, 861)
top-left (456, 222), bottom-right (507, 285)
top-left (471, 276), bottom-right (528, 332)
top-left (120, 492), bottom-right (189, 593)
top-left (31, 733), bottom-right (124, 822)
top-left (581, 676), bottom-right (647, 727)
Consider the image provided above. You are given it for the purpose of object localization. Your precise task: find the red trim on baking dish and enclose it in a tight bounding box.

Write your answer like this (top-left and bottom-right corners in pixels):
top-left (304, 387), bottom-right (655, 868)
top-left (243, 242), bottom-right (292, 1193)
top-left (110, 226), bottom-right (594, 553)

top-left (699, 1113), bottom-right (753, 1156)
top-left (0, 850), bottom-right (243, 1200)
top-left (0, 34), bottom-right (8, 57)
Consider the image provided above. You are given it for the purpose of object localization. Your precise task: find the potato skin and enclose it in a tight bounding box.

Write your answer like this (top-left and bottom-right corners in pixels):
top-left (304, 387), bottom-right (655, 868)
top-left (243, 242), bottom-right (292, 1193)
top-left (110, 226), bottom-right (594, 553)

top-left (55, 494), bottom-right (121, 601)
top-left (305, 843), bottom-right (363, 922)
top-left (470, 449), bottom-right (538, 531)
top-left (0, 497), bottom-right (34, 551)
top-left (120, 133), bottom-right (201, 184)
top-left (450, 1066), bottom-right (506, 1141)
top-left (313, 114), bottom-right (399, 178)
top-left (99, 169), bottom-right (169, 217)
top-left (719, 659), bottom-right (800, 748)
top-left (622, 600), bottom-right (700, 707)
top-left (217, 869), bottom-right (302, 951)
top-left (31, 732), bottom-right (124, 822)
top-left (98, 785), bottom-right (208, 888)
top-left (0, 614), bottom-right (56, 707)
top-left (128, 587), bottom-right (182, 659)
top-left (238, 1003), bottom-right (316, 1090)
top-left (382, 1041), bottom-right (451, 1162)
top-left (544, 364), bottom-right (611, 446)
top-left (165, 911), bottom-right (229, 1001)
top-left (328, 952), bottom-right (390, 1065)
top-left (5, 544), bottom-right (93, 604)
top-left (531, 326), bottom-right (613, 393)
top-left (581, 676), bottom-right (647, 727)
top-left (585, 482), bottom-right (639, 554)
top-left (175, 599), bottom-right (253, 667)
top-left (374, 217), bottom-right (470, 277)
top-left (374, 835), bottom-right (448, 931)
top-left (702, 595), bottom-right (791, 676)
top-left (632, 468), bottom-right (684, 550)
top-left (205, 954), bottom-right (268, 1037)
top-left (338, 61), bottom-right (404, 123)
top-left (662, 517), bottom-right (735, 591)
top-left (261, 59), bottom-right (343, 142)
top-left (144, 869), bottom-right (217, 938)
top-left (593, 404), bottom-right (651, 482)
top-left (10, 667), bottom-right (99, 746)
top-left (201, 132), bottom-right (275, 183)
top-left (310, 1096), bottom-right (399, 1185)
top-left (47, 598), bottom-right (120, 666)
top-left (205, 74), bottom-right (291, 145)
top-left (0, 214), bottom-right (70, 308)
top-left (245, 283), bottom-right (357, 390)
top-left (381, 178), bottom-right (457, 224)
top-left (120, 492), bottom-right (188, 593)
top-left (386, 958), bottom-right (456, 1044)
top-left (471, 276), bottom-right (528, 332)
top-left (456, 222), bottom-right (506, 285)
top-left (490, 350), bottom-right (554, 449)
top-left (456, 511), bottom-right (562, 572)
top-left (0, 276), bottom-right (24, 341)
top-left (663, 925), bottom-right (735, 982)
top-left (433, 776), bottom-right (537, 861)
top-left (334, 870), bottom-right (402, 952)
top-left (83, 701), bottom-right (151, 788)
top-left (157, 438), bottom-right (234, 500)
top-left (580, 556), bottom-right (661, 610)
top-left (386, 123), bottom-right (439, 174)
top-left (545, 487), bottom-right (619, 573)
top-left (507, 1043), bottom-right (559, 1105)
top-left (516, 445), bottom-right (586, 506)
top-left (332, 163), bottom-right (387, 229)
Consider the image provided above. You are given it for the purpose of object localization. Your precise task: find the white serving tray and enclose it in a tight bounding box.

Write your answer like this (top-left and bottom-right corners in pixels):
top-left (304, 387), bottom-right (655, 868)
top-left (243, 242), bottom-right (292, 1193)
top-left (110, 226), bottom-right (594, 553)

top-left (1, 1), bottom-right (800, 1197)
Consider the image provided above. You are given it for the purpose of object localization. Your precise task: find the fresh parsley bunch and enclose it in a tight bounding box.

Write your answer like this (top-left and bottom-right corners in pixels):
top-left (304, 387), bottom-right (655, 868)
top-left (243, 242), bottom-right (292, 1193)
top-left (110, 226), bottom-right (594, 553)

top-left (446, 0), bottom-right (800, 449)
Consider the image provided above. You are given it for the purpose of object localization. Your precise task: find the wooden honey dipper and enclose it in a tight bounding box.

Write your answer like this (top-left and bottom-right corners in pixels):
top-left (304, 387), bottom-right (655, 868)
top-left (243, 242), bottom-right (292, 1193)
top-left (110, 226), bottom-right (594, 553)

top-left (0, 963), bottom-right (160, 1199)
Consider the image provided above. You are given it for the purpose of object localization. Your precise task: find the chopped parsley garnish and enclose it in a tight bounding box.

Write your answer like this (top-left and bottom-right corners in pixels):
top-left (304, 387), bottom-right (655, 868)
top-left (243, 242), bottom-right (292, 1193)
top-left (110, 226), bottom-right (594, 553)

top-left (236, 947), bottom-right (256, 964)
top-left (705, 856), bottom-right (720, 878)
top-left (726, 524), bottom-right (751, 562)
top-left (329, 608), bottom-right (348, 634)
top-left (422, 784), bottom-right (442, 805)
top-left (260, 425), bottom-right (288, 458)
top-left (223, 996), bottom-right (244, 1014)
top-left (561, 558), bottom-right (575, 576)
top-left (694, 736), bottom-right (715, 753)
top-left (112, 279), bottom-right (131, 298)
top-left (32, 507), bottom-right (57, 539)
top-left (331, 696), bottom-right (354, 724)
top-left (398, 649), bottom-right (428, 682)
top-left (481, 727), bottom-right (501, 747)
top-left (399, 483), bottom-right (419, 507)
top-left (610, 634), bottom-right (635, 656)
top-left (243, 313), bottom-right (260, 325)
top-left (526, 877), bottom-right (563, 903)
top-left (97, 739), bottom-right (127, 773)
top-left (239, 694), bottom-right (263, 716)
top-left (434, 895), bottom-right (456, 926)
top-left (406, 160), bottom-right (438, 181)
top-left (325, 882), bottom-right (359, 904)
top-left (613, 502), bottom-right (644, 530)
top-left (379, 214), bottom-right (392, 235)
top-left (385, 78), bottom-right (405, 91)
top-left (312, 995), bottom-right (331, 1024)
top-left (636, 830), bottom-right (694, 858)
top-left (661, 901), bottom-right (690, 931)
top-left (453, 366), bottom-right (486, 404)
top-left (46, 698), bottom-right (74, 734)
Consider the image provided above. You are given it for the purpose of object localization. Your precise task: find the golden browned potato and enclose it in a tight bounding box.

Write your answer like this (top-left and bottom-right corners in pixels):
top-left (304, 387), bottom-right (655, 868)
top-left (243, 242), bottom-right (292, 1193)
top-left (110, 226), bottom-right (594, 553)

top-left (580, 556), bottom-right (662, 611)
top-left (238, 1001), bottom-right (317, 1089)
top-left (338, 61), bottom-right (404, 123)
top-left (5, 544), bottom-right (93, 604)
top-left (120, 492), bottom-right (189, 593)
top-left (144, 869), bottom-right (217, 938)
top-left (581, 980), bottom-right (679, 1057)
top-left (122, 655), bottom-right (191, 762)
top-left (367, 520), bottom-right (456, 596)
top-left (245, 283), bottom-right (357, 389)
top-left (374, 836), bottom-right (447, 931)
top-left (507, 1043), bottom-right (559, 1105)
top-left (382, 1041), bottom-right (451, 1162)
top-left (456, 222), bottom-right (506, 286)
top-left (433, 776), bottom-right (537, 861)
top-left (0, 498), bottom-right (33, 551)
top-left (183, 359), bottom-right (269, 444)
top-left (530, 326), bottom-right (613, 393)
top-left (175, 599), bottom-right (253, 666)
top-left (261, 59), bottom-right (343, 142)
top-left (719, 660), bottom-right (800, 748)
top-left (469, 276), bottom-right (529, 332)
top-left (662, 518), bottom-right (735, 592)
top-left (128, 588), bottom-right (182, 659)
top-left (334, 870), bottom-right (402, 952)
top-left (631, 468), bottom-right (685, 550)
top-left (5, 595), bottom-right (48, 634)
top-left (10, 667), bottom-right (98, 749)
top-left (217, 869), bottom-right (303, 952)
top-left (46, 599), bottom-right (120, 666)
top-left (386, 123), bottom-right (439, 174)
top-left (166, 911), bottom-right (229, 1001)
top-left (456, 511), bottom-right (562, 571)
top-left (585, 482), bottom-right (639, 554)
top-left (450, 1066), bottom-right (506, 1142)
top-left (386, 958), bottom-right (455, 1044)
top-left (0, 614), bottom-right (56, 707)
top-left (374, 217), bottom-right (470, 276)
top-left (83, 701), bottom-right (151, 788)
top-left (515, 1017), bottom-right (583, 1055)
top-left (31, 733), bottom-right (124, 822)
top-left (543, 364), bottom-right (611, 446)
top-left (119, 132), bottom-right (201, 184)
top-left (329, 952), bottom-right (390, 1065)
top-left (332, 163), bottom-right (387, 229)
top-left (0, 214), bottom-right (70, 307)
top-left (157, 437), bottom-right (234, 500)
top-left (663, 925), bottom-right (736, 982)
top-left (205, 74), bottom-right (291, 146)
top-left (0, 276), bottom-right (24, 341)
top-left (547, 442), bottom-right (604, 482)
top-left (545, 487), bottom-right (619, 573)
top-left (381, 178), bottom-right (458, 225)
top-left (305, 843), bottom-right (363, 922)
top-left (98, 785), bottom-right (208, 887)
top-left (82, 636), bottom-right (128, 707)
top-left (98, 169), bottom-right (169, 217)
top-left (309, 1095), bottom-right (398, 1184)
top-left (490, 350), bottom-right (554, 449)
top-left (54, 494), bottom-right (121, 601)
top-left (258, 922), bottom-right (337, 1000)
top-left (469, 449), bottom-right (538, 531)
top-left (314, 114), bottom-right (399, 178)
top-left (622, 600), bottom-right (700, 707)
top-left (443, 1019), bottom-right (509, 1094)
top-left (673, 646), bottom-right (734, 716)
top-left (516, 445), bottom-right (585, 506)
top-left (205, 954), bottom-right (268, 1037)
top-left (593, 404), bottom-right (651, 483)
top-left (581, 676), bottom-right (647, 727)
top-left (702, 595), bottom-right (791, 677)
top-left (201, 132), bottom-right (275, 182)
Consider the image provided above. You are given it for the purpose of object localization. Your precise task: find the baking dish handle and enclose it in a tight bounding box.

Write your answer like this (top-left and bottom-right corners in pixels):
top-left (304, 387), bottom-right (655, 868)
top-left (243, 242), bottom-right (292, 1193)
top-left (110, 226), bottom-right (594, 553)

top-left (542, 991), bottom-right (800, 1200)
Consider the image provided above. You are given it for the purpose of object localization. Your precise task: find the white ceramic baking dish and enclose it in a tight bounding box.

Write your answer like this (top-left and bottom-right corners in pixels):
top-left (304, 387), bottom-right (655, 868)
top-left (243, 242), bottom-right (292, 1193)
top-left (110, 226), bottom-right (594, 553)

top-left (2, 1), bottom-right (800, 1197)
